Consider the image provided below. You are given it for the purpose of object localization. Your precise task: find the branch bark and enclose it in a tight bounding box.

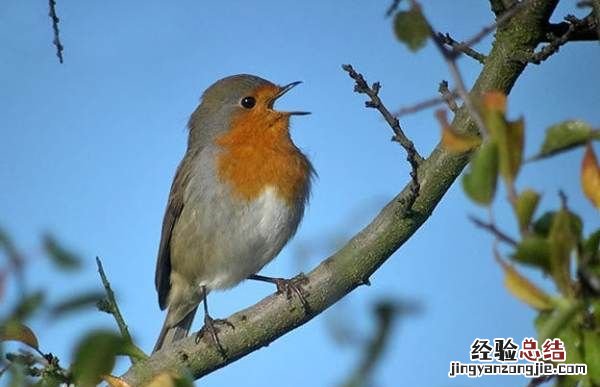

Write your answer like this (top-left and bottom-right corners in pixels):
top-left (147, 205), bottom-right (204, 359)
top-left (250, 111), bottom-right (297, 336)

top-left (121, 1), bottom-right (560, 384)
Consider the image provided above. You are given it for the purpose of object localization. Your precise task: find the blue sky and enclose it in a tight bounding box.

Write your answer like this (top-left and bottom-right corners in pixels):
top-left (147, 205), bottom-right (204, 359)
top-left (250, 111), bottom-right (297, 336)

top-left (1, 1), bottom-right (599, 386)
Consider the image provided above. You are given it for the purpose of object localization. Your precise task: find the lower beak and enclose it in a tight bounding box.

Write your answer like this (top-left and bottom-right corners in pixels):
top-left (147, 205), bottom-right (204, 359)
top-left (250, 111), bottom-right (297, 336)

top-left (271, 81), bottom-right (311, 116)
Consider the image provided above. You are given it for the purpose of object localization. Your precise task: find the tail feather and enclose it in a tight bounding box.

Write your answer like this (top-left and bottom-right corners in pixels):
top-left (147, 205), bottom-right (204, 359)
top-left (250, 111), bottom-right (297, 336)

top-left (153, 306), bottom-right (198, 353)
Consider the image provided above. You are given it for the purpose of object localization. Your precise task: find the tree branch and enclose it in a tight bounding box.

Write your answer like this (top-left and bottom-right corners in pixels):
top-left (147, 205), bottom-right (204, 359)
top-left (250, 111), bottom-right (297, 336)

top-left (47, 0), bottom-right (64, 64)
top-left (341, 64), bottom-right (423, 213)
top-left (438, 80), bottom-right (459, 113)
top-left (96, 257), bottom-right (147, 364)
top-left (523, 14), bottom-right (598, 64)
top-left (469, 216), bottom-right (518, 246)
top-left (121, 0), bottom-right (560, 384)
top-left (393, 88), bottom-right (460, 117)
top-left (437, 33), bottom-right (487, 64)
top-left (546, 13), bottom-right (599, 42)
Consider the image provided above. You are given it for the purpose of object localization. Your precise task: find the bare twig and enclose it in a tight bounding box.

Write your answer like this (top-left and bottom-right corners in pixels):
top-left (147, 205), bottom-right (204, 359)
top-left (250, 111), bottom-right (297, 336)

top-left (342, 64), bottom-right (422, 211)
top-left (469, 216), bottom-right (518, 246)
top-left (393, 90), bottom-right (460, 117)
top-left (385, 0), bottom-right (402, 17)
top-left (461, 1), bottom-right (526, 51)
top-left (437, 32), bottom-right (487, 64)
top-left (438, 80), bottom-right (459, 113)
top-left (403, 0), bottom-right (492, 138)
top-left (525, 16), bottom-right (581, 64)
top-left (547, 12), bottom-right (599, 42)
top-left (96, 257), bottom-right (147, 363)
top-left (426, 26), bottom-right (490, 138)
top-left (47, 0), bottom-right (64, 64)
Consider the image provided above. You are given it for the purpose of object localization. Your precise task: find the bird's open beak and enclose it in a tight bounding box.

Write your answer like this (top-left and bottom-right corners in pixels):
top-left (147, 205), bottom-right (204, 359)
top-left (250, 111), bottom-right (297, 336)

top-left (271, 81), bottom-right (311, 116)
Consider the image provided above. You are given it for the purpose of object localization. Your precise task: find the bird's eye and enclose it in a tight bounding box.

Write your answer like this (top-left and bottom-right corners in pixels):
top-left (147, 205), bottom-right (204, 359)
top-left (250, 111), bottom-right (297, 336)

top-left (240, 96), bottom-right (256, 109)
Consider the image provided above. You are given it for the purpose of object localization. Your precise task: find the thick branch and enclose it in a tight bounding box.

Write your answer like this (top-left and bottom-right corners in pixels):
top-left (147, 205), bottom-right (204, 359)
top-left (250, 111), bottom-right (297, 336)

top-left (121, 0), bottom-right (560, 384)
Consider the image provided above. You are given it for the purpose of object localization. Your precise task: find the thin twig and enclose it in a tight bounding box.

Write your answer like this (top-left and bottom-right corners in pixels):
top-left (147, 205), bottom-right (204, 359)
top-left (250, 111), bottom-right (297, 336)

top-left (342, 64), bottom-right (422, 212)
top-left (461, 1), bottom-right (526, 51)
top-left (429, 30), bottom-right (490, 139)
top-left (385, 0), bottom-right (402, 17)
top-left (527, 18), bottom-right (577, 64)
top-left (48, 0), bottom-right (64, 64)
top-left (547, 12), bottom-right (599, 42)
top-left (393, 90), bottom-right (459, 117)
top-left (438, 80), bottom-right (459, 113)
top-left (96, 257), bottom-right (147, 363)
top-left (525, 15), bottom-right (595, 64)
top-left (437, 33), bottom-right (487, 64)
top-left (410, 0), bottom-right (496, 138)
top-left (469, 216), bottom-right (518, 246)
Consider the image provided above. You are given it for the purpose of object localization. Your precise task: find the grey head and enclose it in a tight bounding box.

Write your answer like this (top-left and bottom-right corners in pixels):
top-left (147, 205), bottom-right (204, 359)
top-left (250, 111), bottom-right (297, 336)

top-left (186, 74), bottom-right (274, 148)
top-left (186, 74), bottom-right (308, 149)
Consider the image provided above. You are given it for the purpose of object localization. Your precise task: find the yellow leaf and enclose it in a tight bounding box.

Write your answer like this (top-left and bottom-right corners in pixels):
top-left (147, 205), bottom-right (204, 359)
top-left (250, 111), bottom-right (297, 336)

top-left (482, 91), bottom-right (524, 184)
top-left (0, 321), bottom-right (39, 349)
top-left (496, 255), bottom-right (554, 310)
top-left (437, 109), bottom-right (481, 152)
top-left (581, 143), bottom-right (600, 208)
top-left (103, 375), bottom-right (131, 387)
top-left (515, 189), bottom-right (540, 231)
top-left (483, 91), bottom-right (507, 113)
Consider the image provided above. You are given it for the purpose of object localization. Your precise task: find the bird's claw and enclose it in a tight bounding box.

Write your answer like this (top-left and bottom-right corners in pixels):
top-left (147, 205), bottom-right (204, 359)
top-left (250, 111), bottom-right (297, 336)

top-left (195, 315), bottom-right (234, 358)
top-left (273, 274), bottom-right (311, 314)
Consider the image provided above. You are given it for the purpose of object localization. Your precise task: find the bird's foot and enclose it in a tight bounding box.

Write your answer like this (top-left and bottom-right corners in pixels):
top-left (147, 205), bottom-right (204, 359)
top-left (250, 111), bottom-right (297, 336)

top-left (250, 273), bottom-right (311, 314)
top-left (195, 314), bottom-right (234, 358)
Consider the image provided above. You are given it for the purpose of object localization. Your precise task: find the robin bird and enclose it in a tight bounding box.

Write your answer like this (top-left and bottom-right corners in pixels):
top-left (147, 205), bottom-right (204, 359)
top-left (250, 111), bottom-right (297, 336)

top-left (153, 74), bottom-right (314, 353)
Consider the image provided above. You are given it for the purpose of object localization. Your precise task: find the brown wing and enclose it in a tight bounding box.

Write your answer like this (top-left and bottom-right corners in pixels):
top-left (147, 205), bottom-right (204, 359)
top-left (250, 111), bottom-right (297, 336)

top-left (155, 158), bottom-right (190, 310)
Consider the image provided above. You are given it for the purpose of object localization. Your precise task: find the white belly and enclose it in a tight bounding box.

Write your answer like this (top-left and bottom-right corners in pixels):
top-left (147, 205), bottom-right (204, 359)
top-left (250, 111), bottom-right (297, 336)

top-left (200, 186), bottom-right (296, 289)
top-left (169, 147), bottom-right (305, 293)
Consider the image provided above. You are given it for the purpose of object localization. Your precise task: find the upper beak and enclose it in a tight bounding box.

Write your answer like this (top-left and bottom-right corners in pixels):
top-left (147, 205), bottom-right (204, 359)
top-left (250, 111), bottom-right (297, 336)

top-left (271, 81), bottom-right (311, 116)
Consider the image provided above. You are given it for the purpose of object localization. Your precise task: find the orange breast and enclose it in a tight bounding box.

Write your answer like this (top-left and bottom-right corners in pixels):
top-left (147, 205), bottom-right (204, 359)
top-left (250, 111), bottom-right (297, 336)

top-left (215, 109), bottom-right (311, 206)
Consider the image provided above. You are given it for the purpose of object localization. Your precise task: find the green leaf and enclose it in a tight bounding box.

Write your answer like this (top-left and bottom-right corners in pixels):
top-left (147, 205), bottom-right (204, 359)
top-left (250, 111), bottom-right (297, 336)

top-left (533, 120), bottom-right (600, 160)
top-left (8, 365), bottom-right (26, 387)
top-left (36, 376), bottom-right (62, 387)
top-left (583, 229), bottom-right (600, 262)
top-left (533, 211), bottom-right (582, 239)
top-left (0, 321), bottom-right (39, 349)
top-left (12, 291), bottom-right (45, 321)
top-left (0, 227), bottom-right (23, 266)
top-left (549, 210), bottom-right (577, 296)
top-left (50, 291), bottom-right (105, 317)
top-left (512, 236), bottom-right (550, 272)
top-left (42, 234), bottom-right (81, 271)
top-left (72, 331), bottom-right (126, 387)
top-left (535, 300), bottom-right (581, 343)
top-left (583, 330), bottom-right (600, 384)
top-left (515, 189), bottom-right (540, 231)
top-left (174, 376), bottom-right (195, 387)
top-left (462, 141), bottom-right (499, 205)
top-left (560, 322), bottom-right (584, 364)
top-left (393, 7), bottom-right (429, 52)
